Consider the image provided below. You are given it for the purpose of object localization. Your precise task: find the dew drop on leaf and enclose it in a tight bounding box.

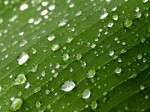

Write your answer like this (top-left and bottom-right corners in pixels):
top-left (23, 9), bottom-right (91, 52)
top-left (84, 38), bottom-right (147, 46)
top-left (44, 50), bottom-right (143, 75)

top-left (87, 70), bottom-right (96, 78)
top-left (76, 53), bottom-right (82, 60)
top-left (10, 98), bottom-right (23, 111)
top-left (114, 67), bottom-right (122, 74)
top-left (14, 74), bottom-right (26, 85)
top-left (82, 89), bottom-right (91, 99)
top-left (20, 4), bottom-right (28, 11)
top-left (61, 81), bottom-right (75, 92)
top-left (62, 54), bottom-right (70, 61)
top-left (58, 19), bottom-right (67, 27)
top-left (100, 8), bottom-right (108, 20)
top-left (51, 44), bottom-right (60, 51)
top-left (17, 52), bottom-right (29, 65)
top-left (91, 101), bottom-right (97, 110)
top-left (137, 54), bottom-right (142, 60)
top-left (112, 14), bottom-right (118, 21)
top-left (48, 5), bottom-right (55, 10)
top-left (47, 34), bottom-right (56, 41)
top-left (140, 85), bottom-right (145, 90)
top-left (124, 19), bottom-right (132, 28)
top-left (109, 50), bottom-right (114, 56)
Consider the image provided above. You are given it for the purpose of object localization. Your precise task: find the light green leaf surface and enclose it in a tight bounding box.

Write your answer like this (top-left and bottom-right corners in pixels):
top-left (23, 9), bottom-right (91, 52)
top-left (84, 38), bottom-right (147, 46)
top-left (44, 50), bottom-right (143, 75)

top-left (0, 0), bottom-right (149, 112)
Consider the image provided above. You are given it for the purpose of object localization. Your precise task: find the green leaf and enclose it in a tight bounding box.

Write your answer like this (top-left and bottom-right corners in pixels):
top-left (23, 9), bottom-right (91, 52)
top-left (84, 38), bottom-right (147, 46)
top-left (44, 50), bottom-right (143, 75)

top-left (0, 0), bottom-right (149, 112)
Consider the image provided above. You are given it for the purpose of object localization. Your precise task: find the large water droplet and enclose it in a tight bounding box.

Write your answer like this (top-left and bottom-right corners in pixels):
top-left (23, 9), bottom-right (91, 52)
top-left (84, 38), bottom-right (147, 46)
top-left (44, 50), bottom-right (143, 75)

top-left (61, 81), bottom-right (75, 92)
top-left (82, 89), bottom-right (91, 99)
top-left (10, 98), bottom-right (23, 111)
top-left (87, 70), bottom-right (96, 78)
top-left (17, 52), bottom-right (29, 65)
top-left (14, 74), bottom-right (26, 85)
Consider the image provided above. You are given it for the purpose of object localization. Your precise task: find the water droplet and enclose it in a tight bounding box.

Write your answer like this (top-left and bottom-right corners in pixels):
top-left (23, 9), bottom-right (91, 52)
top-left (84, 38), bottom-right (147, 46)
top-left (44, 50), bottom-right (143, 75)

top-left (135, 7), bottom-right (140, 12)
top-left (91, 101), bottom-right (97, 110)
top-left (10, 98), bottom-right (23, 111)
top-left (14, 74), bottom-right (26, 85)
top-left (100, 8), bottom-right (108, 20)
top-left (135, 12), bottom-right (141, 18)
top-left (17, 52), bottom-right (29, 65)
top-left (47, 34), bottom-right (56, 41)
top-left (137, 54), bottom-right (142, 60)
top-left (87, 70), bottom-right (96, 78)
top-left (66, 37), bottom-right (74, 43)
top-left (107, 21), bottom-right (114, 28)
top-left (114, 67), bottom-right (122, 74)
top-left (112, 14), bottom-right (118, 21)
top-left (62, 54), bottom-right (69, 61)
top-left (82, 89), bottom-right (91, 99)
top-left (0, 18), bottom-right (3, 24)
top-left (120, 49), bottom-right (127, 54)
top-left (109, 50), bottom-right (114, 56)
top-left (76, 53), bottom-right (82, 60)
top-left (20, 40), bottom-right (28, 47)
top-left (124, 19), bottom-right (132, 28)
top-left (58, 19), bottom-right (67, 27)
top-left (30, 65), bottom-right (38, 72)
top-left (20, 4), bottom-right (28, 11)
top-left (143, 0), bottom-right (148, 3)
top-left (75, 11), bottom-right (82, 16)
top-left (51, 44), bottom-right (60, 51)
top-left (41, 9), bottom-right (48, 16)
top-left (48, 5), bottom-right (55, 10)
top-left (61, 81), bottom-right (75, 92)
top-left (36, 101), bottom-right (41, 108)
top-left (140, 85), bottom-right (145, 90)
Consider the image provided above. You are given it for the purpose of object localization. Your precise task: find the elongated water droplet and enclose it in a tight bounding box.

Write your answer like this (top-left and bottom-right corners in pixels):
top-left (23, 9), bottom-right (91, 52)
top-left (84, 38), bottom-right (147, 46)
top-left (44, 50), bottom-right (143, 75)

top-left (58, 19), bottom-right (67, 27)
top-left (61, 81), bottom-right (75, 92)
top-left (17, 52), bottom-right (29, 65)
top-left (87, 70), bottom-right (96, 78)
top-left (82, 89), bottom-right (91, 99)
top-left (14, 74), bottom-right (26, 85)
top-left (112, 14), bottom-right (118, 21)
top-left (10, 98), bottom-right (23, 111)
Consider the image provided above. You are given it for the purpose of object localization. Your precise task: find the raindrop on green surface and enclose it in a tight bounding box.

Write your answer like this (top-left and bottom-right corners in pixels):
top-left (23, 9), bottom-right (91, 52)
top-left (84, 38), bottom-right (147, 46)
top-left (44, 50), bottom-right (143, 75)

top-left (87, 70), bottom-right (96, 78)
top-left (17, 52), bottom-right (29, 65)
top-left (91, 101), bottom-right (97, 110)
top-left (61, 81), bottom-right (75, 92)
top-left (51, 44), bottom-right (60, 51)
top-left (124, 19), bottom-right (132, 28)
top-left (14, 74), bottom-right (26, 85)
top-left (114, 67), bottom-right (122, 74)
top-left (62, 54), bottom-right (70, 61)
top-left (82, 89), bottom-right (91, 99)
top-left (10, 98), bottom-right (23, 111)
top-left (47, 34), bottom-right (56, 41)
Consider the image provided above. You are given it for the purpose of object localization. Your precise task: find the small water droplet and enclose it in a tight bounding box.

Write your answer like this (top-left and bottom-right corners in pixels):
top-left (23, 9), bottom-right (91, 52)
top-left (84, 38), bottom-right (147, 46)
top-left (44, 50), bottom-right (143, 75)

top-left (112, 14), bottom-right (118, 21)
top-left (10, 98), bottom-right (23, 111)
top-left (91, 101), bottom-right (97, 110)
top-left (41, 9), bottom-right (48, 16)
top-left (82, 89), bottom-right (91, 99)
top-left (124, 19), bottom-right (132, 28)
top-left (14, 74), bottom-right (26, 85)
top-left (107, 21), bottom-right (114, 28)
top-left (140, 85), bottom-right (145, 90)
top-left (109, 50), bottom-right (114, 56)
top-left (75, 11), bottom-right (82, 16)
top-left (58, 19), bottom-right (67, 27)
top-left (114, 67), bottom-right (122, 74)
top-left (143, 0), bottom-right (148, 3)
top-left (51, 44), bottom-right (60, 51)
top-left (20, 4), bottom-right (28, 11)
top-left (47, 34), bottom-right (56, 41)
top-left (100, 8), bottom-right (108, 20)
top-left (87, 70), bottom-right (96, 78)
top-left (61, 81), bottom-right (75, 92)
top-left (137, 54), bottom-right (142, 60)
top-left (62, 54), bottom-right (69, 61)
top-left (49, 5), bottom-right (55, 10)
top-left (17, 52), bottom-right (29, 65)
top-left (76, 53), bottom-right (82, 60)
